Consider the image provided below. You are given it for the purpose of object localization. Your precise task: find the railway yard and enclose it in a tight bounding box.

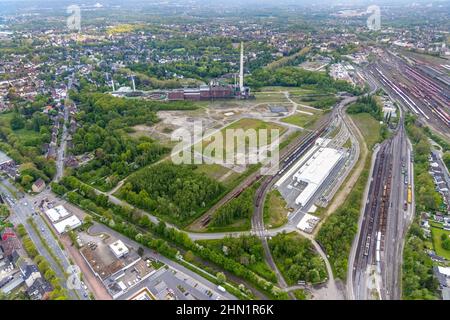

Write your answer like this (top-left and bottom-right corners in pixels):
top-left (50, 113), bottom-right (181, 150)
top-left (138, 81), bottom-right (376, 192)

top-left (349, 112), bottom-right (414, 300)
top-left (369, 50), bottom-right (450, 139)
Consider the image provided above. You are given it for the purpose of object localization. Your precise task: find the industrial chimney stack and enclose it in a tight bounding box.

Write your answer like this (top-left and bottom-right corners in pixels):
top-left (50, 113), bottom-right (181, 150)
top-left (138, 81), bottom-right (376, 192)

top-left (239, 41), bottom-right (244, 92)
top-left (131, 75), bottom-right (136, 92)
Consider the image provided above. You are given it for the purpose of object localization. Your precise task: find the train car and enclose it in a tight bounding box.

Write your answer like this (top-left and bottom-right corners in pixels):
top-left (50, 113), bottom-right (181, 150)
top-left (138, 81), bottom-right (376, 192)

top-left (407, 185), bottom-right (412, 204)
top-left (364, 235), bottom-right (371, 256)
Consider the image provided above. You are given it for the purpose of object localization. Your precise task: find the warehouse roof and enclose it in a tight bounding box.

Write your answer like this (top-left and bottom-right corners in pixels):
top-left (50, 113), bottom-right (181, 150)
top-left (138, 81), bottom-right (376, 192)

top-left (45, 205), bottom-right (71, 223)
top-left (53, 215), bottom-right (81, 234)
top-left (294, 147), bottom-right (343, 207)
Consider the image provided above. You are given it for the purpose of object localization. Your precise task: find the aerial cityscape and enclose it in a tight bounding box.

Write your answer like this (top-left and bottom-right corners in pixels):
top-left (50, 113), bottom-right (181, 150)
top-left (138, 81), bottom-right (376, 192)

top-left (0, 0), bottom-right (449, 304)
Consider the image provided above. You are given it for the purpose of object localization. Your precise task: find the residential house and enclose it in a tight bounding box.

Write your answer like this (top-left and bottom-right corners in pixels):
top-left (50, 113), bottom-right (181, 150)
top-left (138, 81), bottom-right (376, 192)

top-left (31, 178), bottom-right (46, 193)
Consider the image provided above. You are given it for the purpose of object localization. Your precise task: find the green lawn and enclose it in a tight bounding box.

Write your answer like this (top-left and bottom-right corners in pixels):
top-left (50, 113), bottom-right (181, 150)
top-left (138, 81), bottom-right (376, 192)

top-left (264, 190), bottom-right (289, 229)
top-left (0, 112), bottom-right (42, 146)
top-left (431, 227), bottom-right (450, 260)
top-left (206, 218), bottom-right (251, 232)
top-left (253, 92), bottom-right (289, 103)
top-left (198, 118), bottom-right (287, 157)
top-left (194, 164), bottom-right (240, 188)
top-left (281, 112), bottom-right (322, 129)
top-left (349, 113), bottom-right (382, 150)
top-left (257, 86), bottom-right (319, 94)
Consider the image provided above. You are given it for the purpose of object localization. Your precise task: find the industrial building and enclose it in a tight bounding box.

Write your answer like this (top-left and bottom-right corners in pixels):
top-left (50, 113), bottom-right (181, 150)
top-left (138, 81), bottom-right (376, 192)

top-left (109, 240), bottom-right (129, 259)
top-left (53, 215), bottom-right (82, 234)
top-left (110, 42), bottom-right (251, 102)
top-left (166, 83), bottom-right (249, 101)
top-left (167, 42), bottom-right (250, 101)
top-left (44, 205), bottom-right (82, 234)
top-left (79, 233), bottom-right (156, 299)
top-left (293, 147), bottom-right (344, 207)
top-left (45, 205), bottom-right (71, 223)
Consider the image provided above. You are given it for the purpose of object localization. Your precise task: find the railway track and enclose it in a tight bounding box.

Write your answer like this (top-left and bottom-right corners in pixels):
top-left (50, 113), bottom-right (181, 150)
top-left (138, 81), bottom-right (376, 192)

top-left (352, 137), bottom-right (394, 299)
top-left (195, 110), bottom-right (335, 229)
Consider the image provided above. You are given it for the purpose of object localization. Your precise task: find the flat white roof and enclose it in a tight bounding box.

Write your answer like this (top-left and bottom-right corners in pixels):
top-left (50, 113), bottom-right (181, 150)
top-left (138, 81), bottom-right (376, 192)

top-left (53, 215), bottom-right (81, 234)
top-left (109, 240), bottom-right (129, 257)
top-left (438, 266), bottom-right (450, 277)
top-left (275, 138), bottom-right (331, 188)
top-left (297, 213), bottom-right (320, 233)
top-left (0, 150), bottom-right (12, 165)
top-left (45, 205), bottom-right (71, 222)
top-left (294, 147), bottom-right (343, 207)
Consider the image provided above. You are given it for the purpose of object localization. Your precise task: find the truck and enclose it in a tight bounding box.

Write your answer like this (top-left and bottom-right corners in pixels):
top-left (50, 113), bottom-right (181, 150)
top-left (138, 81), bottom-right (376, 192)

top-left (407, 185), bottom-right (412, 204)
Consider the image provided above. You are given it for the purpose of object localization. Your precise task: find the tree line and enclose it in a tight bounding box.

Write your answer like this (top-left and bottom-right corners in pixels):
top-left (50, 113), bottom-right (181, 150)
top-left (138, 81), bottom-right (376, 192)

top-left (54, 177), bottom-right (289, 299)
top-left (402, 115), bottom-right (440, 300)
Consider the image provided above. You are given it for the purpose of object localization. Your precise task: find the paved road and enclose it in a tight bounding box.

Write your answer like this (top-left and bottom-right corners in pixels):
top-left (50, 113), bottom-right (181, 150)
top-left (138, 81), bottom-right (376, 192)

top-left (55, 105), bottom-right (69, 182)
top-left (87, 223), bottom-right (237, 300)
top-left (0, 180), bottom-right (89, 300)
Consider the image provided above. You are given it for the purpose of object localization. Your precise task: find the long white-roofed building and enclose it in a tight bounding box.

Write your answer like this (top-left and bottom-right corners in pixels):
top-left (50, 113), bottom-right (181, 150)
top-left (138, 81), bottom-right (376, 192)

top-left (293, 147), bottom-right (344, 207)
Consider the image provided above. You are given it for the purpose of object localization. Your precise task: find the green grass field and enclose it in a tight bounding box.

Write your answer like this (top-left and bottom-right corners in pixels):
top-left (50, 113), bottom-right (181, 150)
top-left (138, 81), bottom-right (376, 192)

top-left (198, 118), bottom-right (287, 157)
top-left (431, 227), bottom-right (450, 260)
top-left (194, 163), bottom-right (240, 188)
top-left (257, 86), bottom-right (318, 94)
top-left (281, 112), bottom-right (322, 129)
top-left (0, 112), bottom-right (43, 146)
top-left (253, 92), bottom-right (289, 103)
top-left (349, 113), bottom-right (382, 150)
top-left (264, 189), bottom-right (289, 229)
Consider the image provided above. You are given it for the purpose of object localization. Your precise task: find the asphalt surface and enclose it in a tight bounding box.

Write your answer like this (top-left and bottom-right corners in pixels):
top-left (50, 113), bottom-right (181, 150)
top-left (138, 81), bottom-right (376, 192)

top-left (87, 223), bottom-right (236, 300)
top-left (0, 180), bottom-right (89, 300)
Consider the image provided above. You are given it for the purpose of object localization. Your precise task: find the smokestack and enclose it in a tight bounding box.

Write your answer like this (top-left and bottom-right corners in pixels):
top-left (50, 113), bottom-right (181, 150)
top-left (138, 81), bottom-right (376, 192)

top-left (111, 79), bottom-right (115, 92)
top-left (239, 41), bottom-right (244, 92)
top-left (131, 75), bottom-right (136, 92)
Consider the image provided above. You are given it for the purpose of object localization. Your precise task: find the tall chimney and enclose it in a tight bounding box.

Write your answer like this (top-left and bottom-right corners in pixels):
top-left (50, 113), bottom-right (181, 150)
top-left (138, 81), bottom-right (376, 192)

top-left (239, 41), bottom-right (244, 92)
top-left (131, 75), bottom-right (136, 92)
top-left (111, 79), bottom-right (115, 92)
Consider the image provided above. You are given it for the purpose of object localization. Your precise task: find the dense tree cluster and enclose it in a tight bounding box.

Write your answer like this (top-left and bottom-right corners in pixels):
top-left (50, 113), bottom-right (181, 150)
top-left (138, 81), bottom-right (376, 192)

top-left (73, 128), bottom-right (168, 190)
top-left (246, 66), bottom-right (360, 94)
top-left (0, 94), bottom-right (56, 188)
top-left (406, 116), bottom-right (443, 211)
top-left (198, 236), bottom-right (277, 282)
top-left (118, 163), bottom-right (225, 226)
top-left (68, 91), bottom-right (196, 190)
top-left (210, 187), bottom-right (254, 228)
top-left (317, 160), bottom-right (369, 279)
top-left (402, 231), bottom-right (439, 300)
top-left (270, 232), bottom-right (327, 285)
top-left (129, 37), bottom-right (276, 84)
top-left (347, 95), bottom-right (382, 120)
